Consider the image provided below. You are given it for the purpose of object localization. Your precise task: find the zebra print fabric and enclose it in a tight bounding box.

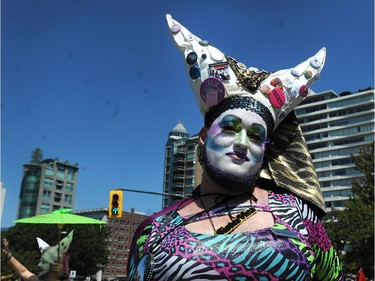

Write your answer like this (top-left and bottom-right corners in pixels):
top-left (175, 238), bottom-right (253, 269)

top-left (127, 191), bottom-right (343, 280)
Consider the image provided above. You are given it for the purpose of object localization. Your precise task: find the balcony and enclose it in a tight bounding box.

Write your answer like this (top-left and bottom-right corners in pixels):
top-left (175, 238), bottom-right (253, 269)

top-left (173, 174), bottom-right (185, 182)
top-left (173, 149), bottom-right (186, 157)
top-left (172, 183), bottom-right (184, 189)
top-left (173, 157), bottom-right (185, 164)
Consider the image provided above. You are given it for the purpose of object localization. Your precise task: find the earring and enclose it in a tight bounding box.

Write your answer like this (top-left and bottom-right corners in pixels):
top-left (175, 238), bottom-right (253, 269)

top-left (197, 144), bottom-right (203, 166)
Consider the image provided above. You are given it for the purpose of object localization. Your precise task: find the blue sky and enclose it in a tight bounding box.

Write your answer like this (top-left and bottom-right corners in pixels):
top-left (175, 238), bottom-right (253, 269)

top-left (1, 0), bottom-right (374, 228)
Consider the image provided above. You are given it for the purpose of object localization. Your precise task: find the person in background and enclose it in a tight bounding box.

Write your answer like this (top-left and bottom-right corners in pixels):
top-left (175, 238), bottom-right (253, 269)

top-left (356, 267), bottom-right (366, 281)
top-left (127, 14), bottom-right (343, 280)
top-left (2, 239), bottom-right (64, 281)
top-left (2, 230), bottom-right (73, 281)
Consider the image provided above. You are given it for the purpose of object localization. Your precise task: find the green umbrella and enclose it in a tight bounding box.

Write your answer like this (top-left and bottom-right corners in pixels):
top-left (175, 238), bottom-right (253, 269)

top-left (14, 208), bottom-right (106, 225)
top-left (14, 208), bottom-right (106, 261)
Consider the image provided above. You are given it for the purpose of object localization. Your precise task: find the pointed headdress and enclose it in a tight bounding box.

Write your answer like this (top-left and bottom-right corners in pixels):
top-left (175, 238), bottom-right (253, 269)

top-left (166, 14), bottom-right (327, 214)
top-left (37, 230), bottom-right (74, 278)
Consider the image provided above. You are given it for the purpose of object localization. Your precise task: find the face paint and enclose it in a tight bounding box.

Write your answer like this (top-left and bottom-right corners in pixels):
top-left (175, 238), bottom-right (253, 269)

top-left (203, 108), bottom-right (268, 192)
top-left (38, 252), bottom-right (52, 279)
top-left (37, 230), bottom-right (74, 279)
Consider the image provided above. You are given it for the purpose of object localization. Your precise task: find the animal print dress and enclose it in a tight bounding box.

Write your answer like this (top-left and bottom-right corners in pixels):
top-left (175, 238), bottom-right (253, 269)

top-left (127, 190), bottom-right (343, 280)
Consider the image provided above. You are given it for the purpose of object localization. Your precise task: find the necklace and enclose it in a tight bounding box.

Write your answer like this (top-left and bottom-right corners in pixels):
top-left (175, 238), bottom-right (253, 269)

top-left (215, 206), bottom-right (257, 234)
top-left (133, 189), bottom-right (256, 280)
top-left (196, 186), bottom-right (258, 235)
top-left (197, 194), bottom-right (216, 233)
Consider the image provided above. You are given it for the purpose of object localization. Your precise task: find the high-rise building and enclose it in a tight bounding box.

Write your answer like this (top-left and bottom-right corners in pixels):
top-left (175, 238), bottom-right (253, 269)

top-left (162, 122), bottom-right (203, 209)
top-left (295, 88), bottom-right (374, 211)
top-left (17, 158), bottom-right (79, 219)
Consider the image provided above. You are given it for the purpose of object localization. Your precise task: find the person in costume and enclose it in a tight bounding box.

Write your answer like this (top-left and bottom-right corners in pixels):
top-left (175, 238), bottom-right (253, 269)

top-left (356, 267), bottom-right (366, 281)
top-left (2, 230), bottom-right (73, 281)
top-left (127, 14), bottom-right (343, 281)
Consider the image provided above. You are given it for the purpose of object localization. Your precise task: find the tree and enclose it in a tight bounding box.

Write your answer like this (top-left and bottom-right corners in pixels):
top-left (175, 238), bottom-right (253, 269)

top-left (324, 142), bottom-right (374, 277)
top-left (30, 147), bottom-right (43, 164)
top-left (1, 223), bottom-right (111, 279)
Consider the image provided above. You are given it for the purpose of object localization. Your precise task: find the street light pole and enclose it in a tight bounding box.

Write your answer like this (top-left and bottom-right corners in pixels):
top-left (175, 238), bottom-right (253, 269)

top-left (115, 188), bottom-right (187, 198)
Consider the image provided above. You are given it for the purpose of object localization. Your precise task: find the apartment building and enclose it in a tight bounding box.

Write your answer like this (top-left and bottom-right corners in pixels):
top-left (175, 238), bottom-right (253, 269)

top-left (17, 158), bottom-right (79, 219)
top-left (295, 88), bottom-right (374, 210)
top-left (162, 122), bottom-right (203, 209)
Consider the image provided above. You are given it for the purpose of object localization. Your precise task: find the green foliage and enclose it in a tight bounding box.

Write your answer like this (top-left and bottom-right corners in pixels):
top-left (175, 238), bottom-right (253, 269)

top-left (68, 224), bottom-right (111, 276)
top-left (348, 143), bottom-right (374, 206)
top-left (30, 147), bottom-right (43, 164)
top-left (324, 142), bottom-right (374, 277)
top-left (1, 223), bottom-right (111, 278)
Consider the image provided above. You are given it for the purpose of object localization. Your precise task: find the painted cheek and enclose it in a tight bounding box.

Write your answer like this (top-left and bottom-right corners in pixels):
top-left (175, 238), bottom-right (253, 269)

top-left (250, 154), bottom-right (262, 163)
top-left (206, 134), bottom-right (225, 153)
top-left (249, 146), bottom-right (265, 163)
top-left (207, 123), bottom-right (221, 135)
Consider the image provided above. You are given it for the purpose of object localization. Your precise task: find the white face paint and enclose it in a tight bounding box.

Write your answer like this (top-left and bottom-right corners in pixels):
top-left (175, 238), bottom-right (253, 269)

top-left (37, 230), bottom-right (74, 278)
top-left (205, 108), bottom-right (268, 179)
top-left (38, 250), bottom-right (53, 278)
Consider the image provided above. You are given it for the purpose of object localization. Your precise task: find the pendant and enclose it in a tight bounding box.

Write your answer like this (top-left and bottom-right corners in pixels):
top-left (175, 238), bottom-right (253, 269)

top-left (215, 207), bottom-right (257, 235)
top-left (132, 253), bottom-right (154, 281)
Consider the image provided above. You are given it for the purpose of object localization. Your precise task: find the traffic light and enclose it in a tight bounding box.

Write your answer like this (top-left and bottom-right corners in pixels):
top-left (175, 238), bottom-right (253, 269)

top-left (109, 190), bottom-right (123, 218)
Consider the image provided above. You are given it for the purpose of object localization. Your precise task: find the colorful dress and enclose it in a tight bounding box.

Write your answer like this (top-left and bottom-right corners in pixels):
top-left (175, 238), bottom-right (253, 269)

top-left (127, 190), bottom-right (343, 280)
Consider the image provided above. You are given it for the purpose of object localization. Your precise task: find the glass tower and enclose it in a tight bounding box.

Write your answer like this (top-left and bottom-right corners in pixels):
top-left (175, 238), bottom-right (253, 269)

top-left (162, 122), bottom-right (202, 209)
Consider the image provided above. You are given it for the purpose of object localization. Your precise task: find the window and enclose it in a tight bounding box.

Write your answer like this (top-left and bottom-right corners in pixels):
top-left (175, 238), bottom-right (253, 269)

top-left (329, 124), bottom-right (373, 137)
top-left (54, 193), bottom-right (62, 202)
top-left (185, 178), bottom-right (195, 184)
top-left (40, 203), bottom-right (50, 214)
top-left (65, 182), bottom-right (74, 193)
top-left (185, 167), bottom-right (194, 174)
top-left (308, 142), bottom-right (328, 150)
top-left (46, 168), bottom-right (55, 176)
top-left (321, 181), bottom-right (331, 188)
top-left (44, 178), bottom-right (54, 189)
top-left (332, 158), bottom-right (353, 166)
top-left (301, 123), bottom-right (328, 133)
top-left (329, 104), bottom-right (374, 117)
top-left (42, 190), bottom-right (52, 200)
top-left (323, 189), bottom-right (353, 198)
top-left (52, 205), bottom-right (61, 211)
top-left (57, 171), bottom-right (65, 179)
top-left (325, 200), bottom-right (346, 208)
top-left (333, 137), bottom-right (365, 146)
top-left (302, 104), bottom-right (327, 114)
top-left (187, 152), bottom-right (195, 159)
top-left (67, 168), bottom-right (76, 180)
top-left (64, 195), bottom-right (73, 205)
top-left (56, 164), bottom-right (69, 178)
top-left (304, 132), bottom-right (328, 141)
top-left (329, 95), bottom-right (374, 108)
top-left (56, 180), bottom-right (64, 190)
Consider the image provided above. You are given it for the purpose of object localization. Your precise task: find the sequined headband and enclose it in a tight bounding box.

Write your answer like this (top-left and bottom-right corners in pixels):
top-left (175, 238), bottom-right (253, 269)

top-left (204, 96), bottom-right (274, 133)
